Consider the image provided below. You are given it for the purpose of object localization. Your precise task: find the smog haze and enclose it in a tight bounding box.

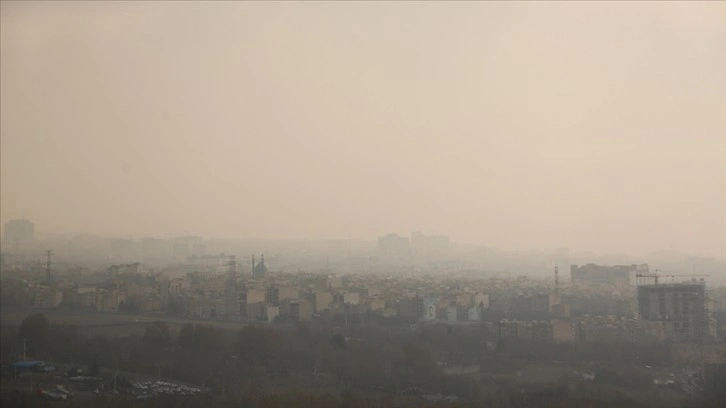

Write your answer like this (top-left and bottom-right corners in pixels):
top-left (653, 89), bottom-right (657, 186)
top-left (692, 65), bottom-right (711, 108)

top-left (1, 1), bottom-right (725, 256)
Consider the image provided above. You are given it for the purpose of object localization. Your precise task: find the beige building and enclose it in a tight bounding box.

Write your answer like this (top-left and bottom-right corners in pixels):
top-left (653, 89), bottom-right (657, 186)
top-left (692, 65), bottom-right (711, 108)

top-left (456, 293), bottom-right (471, 307)
top-left (328, 276), bottom-right (343, 290)
top-left (95, 289), bottom-right (125, 312)
top-left (552, 319), bottom-right (575, 343)
top-left (472, 293), bottom-right (490, 308)
top-left (169, 278), bottom-right (190, 297)
top-left (246, 288), bottom-right (266, 304)
top-left (343, 292), bottom-right (360, 305)
top-left (315, 292), bottom-right (333, 312)
top-left (278, 286), bottom-right (300, 302)
top-left (28, 286), bottom-right (63, 309)
top-left (369, 297), bottom-right (386, 311)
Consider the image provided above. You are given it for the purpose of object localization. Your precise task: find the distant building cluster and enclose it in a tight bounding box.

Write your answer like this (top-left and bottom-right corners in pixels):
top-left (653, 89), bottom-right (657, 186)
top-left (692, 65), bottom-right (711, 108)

top-left (377, 232), bottom-right (450, 258)
top-left (0, 220), bottom-right (722, 347)
top-left (3, 254), bottom-right (720, 345)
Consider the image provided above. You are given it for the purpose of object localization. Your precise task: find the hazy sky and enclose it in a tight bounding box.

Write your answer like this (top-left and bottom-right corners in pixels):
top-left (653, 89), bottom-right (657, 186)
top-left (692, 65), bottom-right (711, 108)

top-left (1, 1), bottom-right (724, 256)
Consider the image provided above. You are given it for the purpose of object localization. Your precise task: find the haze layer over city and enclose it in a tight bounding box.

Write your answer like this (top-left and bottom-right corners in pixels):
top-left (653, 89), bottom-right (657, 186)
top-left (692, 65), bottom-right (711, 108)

top-left (2, 1), bottom-right (725, 257)
top-left (1, 2), bottom-right (725, 408)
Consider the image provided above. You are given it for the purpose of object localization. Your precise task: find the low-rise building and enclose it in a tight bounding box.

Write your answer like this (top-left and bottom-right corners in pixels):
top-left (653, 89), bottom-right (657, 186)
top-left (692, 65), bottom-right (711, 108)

top-left (247, 301), bottom-right (265, 321)
top-left (369, 297), bottom-right (386, 311)
top-left (468, 305), bottom-right (483, 321)
top-left (423, 297), bottom-right (438, 321)
top-left (343, 292), bottom-right (360, 305)
top-left (265, 305), bottom-right (279, 323)
top-left (472, 293), bottom-right (489, 309)
top-left (95, 289), bottom-right (124, 312)
top-left (246, 288), bottom-right (266, 304)
top-left (279, 298), bottom-right (314, 322)
top-left (552, 319), bottom-right (575, 343)
top-left (315, 291), bottom-right (333, 312)
top-left (278, 286), bottom-right (300, 302)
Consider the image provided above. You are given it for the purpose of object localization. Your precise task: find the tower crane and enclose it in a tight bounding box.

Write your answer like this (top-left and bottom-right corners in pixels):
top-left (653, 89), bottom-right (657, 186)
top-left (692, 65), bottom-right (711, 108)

top-left (636, 268), bottom-right (709, 285)
top-left (660, 273), bottom-right (709, 283)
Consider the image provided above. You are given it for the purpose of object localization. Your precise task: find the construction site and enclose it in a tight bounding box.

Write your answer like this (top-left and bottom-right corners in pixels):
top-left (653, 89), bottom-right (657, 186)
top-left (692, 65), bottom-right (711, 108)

top-left (636, 270), bottom-right (710, 343)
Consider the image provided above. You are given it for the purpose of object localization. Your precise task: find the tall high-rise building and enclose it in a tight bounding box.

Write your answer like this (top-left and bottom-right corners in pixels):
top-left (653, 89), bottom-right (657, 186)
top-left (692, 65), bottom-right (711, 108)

top-left (411, 231), bottom-right (450, 256)
top-left (377, 233), bottom-right (410, 257)
top-left (3, 219), bottom-right (35, 251)
top-left (638, 281), bottom-right (708, 342)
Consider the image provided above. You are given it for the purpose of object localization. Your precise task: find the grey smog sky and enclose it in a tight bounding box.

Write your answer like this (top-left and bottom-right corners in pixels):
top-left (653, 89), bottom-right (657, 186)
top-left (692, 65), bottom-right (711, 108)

top-left (1, 1), bottom-right (724, 256)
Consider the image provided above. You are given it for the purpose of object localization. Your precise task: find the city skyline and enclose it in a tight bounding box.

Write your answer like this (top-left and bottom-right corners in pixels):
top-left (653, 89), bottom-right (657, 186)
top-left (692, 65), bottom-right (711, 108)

top-left (2, 2), bottom-right (725, 406)
top-left (0, 217), bottom-right (722, 260)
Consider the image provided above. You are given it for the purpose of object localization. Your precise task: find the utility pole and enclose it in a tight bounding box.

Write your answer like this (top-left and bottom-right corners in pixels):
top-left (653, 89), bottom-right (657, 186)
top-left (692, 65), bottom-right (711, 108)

top-left (23, 338), bottom-right (27, 360)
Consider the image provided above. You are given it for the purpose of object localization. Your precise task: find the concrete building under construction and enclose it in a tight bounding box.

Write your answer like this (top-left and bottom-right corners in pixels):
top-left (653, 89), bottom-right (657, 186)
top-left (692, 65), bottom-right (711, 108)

top-left (637, 280), bottom-right (708, 342)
